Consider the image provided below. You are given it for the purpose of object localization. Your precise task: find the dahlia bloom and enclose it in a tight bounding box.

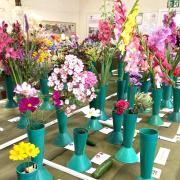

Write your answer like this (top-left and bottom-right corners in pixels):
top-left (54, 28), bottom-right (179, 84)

top-left (115, 100), bottom-right (129, 115)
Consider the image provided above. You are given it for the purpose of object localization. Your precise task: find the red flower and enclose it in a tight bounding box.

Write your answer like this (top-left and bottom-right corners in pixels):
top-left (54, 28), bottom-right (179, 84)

top-left (52, 90), bottom-right (63, 108)
top-left (173, 67), bottom-right (180, 77)
top-left (115, 100), bottom-right (129, 115)
top-left (18, 97), bottom-right (40, 113)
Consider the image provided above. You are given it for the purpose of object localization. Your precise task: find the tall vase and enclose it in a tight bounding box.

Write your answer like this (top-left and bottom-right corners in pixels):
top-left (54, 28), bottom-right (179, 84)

top-left (16, 161), bottom-right (38, 180)
top-left (168, 88), bottom-right (180, 122)
top-left (107, 111), bottom-right (123, 144)
top-left (161, 84), bottom-right (173, 109)
top-left (28, 124), bottom-right (53, 180)
top-left (127, 85), bottom-right (138, 109)
top-left (117, 79), bottom-right (126, 100)
top-left (4, 75), bottom-right (17, 108)
top-left (147, 88), bottom-right (163, 126)
top-left (97, 85), bottom-right (109, 121)
top-left (86, 116), bottom-right (103, 131)
top-left (115, 114), bottom-right (138, 163)
top-left (136, 128), bottom-right (158, 180)
top-left (67, 128), bottom-right (92, 172)
top-left (117, 60), bottom-right (124, 80)
top-left (17, 112), bottom-right (29, 129)
top-left (141, 81), bottom-right (151, 93)
top-left (124, 73), bottom-right (129, 99)
top-left (53, 109), bottom-right (72, 147)
top-left (39, 78), bottom-right (54, 111)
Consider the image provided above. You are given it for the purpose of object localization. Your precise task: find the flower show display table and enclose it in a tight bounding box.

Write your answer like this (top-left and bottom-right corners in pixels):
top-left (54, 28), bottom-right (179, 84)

top-left (0, 75), bottom-right (180, 180)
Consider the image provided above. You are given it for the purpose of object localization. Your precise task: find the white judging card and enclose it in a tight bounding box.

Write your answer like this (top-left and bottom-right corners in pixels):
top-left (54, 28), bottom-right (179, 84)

top-left (64, 142), bottom-right (75, 151)
top-left (137, 152), bottom-right (140, 163)
top-left (86, 167), bottom-right (96, 174)
top-left (99, 127), bottom-right (113, 134)
top-left (137, 118), bottom-right (142, 123)
top-left (8, 116), bottom-right (20, 123)
top-left (162, 108), bottom-right (173, 113)
top-left (175, 135), bottom-right (180, 142)
top-left (154, 147), bottom-right (170, 165)
top-left (99, 119), bottom-right (113, 127)
top-left (152, 167), bottom-right (162, 179)
top-left (91, 152), bottom-right (111, 165)
top-left (177, 125), bottom-right (180, 135)
top-left (0, 127), bottom-right (4, 132)
top-left (159, 136), bottom-right (177, 143)
top-left (159, 113), bottom-right (165, 118)
top-left (160, 122), bottom-right (172, 128)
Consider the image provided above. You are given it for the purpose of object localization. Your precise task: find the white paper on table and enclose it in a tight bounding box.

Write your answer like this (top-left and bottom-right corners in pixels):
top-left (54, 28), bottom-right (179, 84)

top-left (137, 118), bottom-right (142, 123)
top-left (137, 152), bottom-right (140, 163)
top-left (161, 108), bottom-right (173, 113)
top-left (159, 136), bottom-right (177, 143)
top-left (152, 167), bottom-right (162, 179)
top-left (177, 125), bottom-right (180, 135)
top-left (86, 167), bottom-right (96, 174)
top-left (0, 127), bottom-right (4, 132)
top-left (8, 117), bottom-right (20, 123)
top-left (154, 147), bottom-right (170, 165)
top-left (174, 135), bottom-right (180, 142)
top-left (99, 127), bottom-right (113, 134)
top-left (64, 142), bottom-right (75, 151)
top-left (159, 113), bottom-right (165, 118)
top-left (91, 152), bottom-right (111, 165)
top-left (160, 122), bottom-right (172, 128)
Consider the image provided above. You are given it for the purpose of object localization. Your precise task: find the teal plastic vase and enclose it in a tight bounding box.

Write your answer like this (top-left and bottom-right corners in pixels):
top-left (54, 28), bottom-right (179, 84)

top-left (147, 88), bottom-right (164, 126)
top-left (115, 114), bottom-right (138, 163)
top-left (124, 73), bottom-right (129, 99)
top-left (53, 109), bottom-right (72, 147)
top-left (89, 98), bottom-right (98, 109)
top-left (86, 116), bottom-right (103, 131)
top-left (28, 124), bottom-right (53, 180)
top-left (141, 81), bottom-right (151, 93)
top-left (5, 75), bottom-right (17, 108)
top-left (16, 162), bottom-right (38, 180)
top-left (168, 88), bottom-right (180, 122)
top-left (117, 60), bottom-right (124, 79)
top-left (17, 112), bottom-right (29, 129)
top-left (67, 128), bottom-right (92, 172)
top-left (117, 79), bottom-right (126, 100)
top-left (161, 84), bottom-right (173, 109)
top-left (107, 111), bottom-right (123, 144)
top-left (136, 128), bottom-right (158, 180)
top-left (39, 78), bottom-right (54, 111)
top-left (127, 85), bottom-right (138, 109)
top-left (97, 85), bottom-right (109, 121)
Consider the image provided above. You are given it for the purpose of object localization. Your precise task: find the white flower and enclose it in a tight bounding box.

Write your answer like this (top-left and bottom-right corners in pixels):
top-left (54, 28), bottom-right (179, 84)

top-left (65, 99), bottom-right (70, 105)
top-left (82, 107), bottom-right (100, 118)
top-left (54, 68), bottom-right (60, 74)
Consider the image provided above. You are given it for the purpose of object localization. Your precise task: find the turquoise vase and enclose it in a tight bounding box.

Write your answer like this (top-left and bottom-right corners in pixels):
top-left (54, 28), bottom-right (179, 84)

top-left (127, 85), bottom-right (138, 109)
top-left (124, 73), bottom-right (129, 99)
top-left (39, 79), bottom-right (54, 111)
top-left (161, 84), bottom-right (173, 109)
top-left (136, 128), bottom-right (158, 180)
top-left (117, 79), bottom-right (126, 100)
top-left (28, 124), bottom-right (53, 180)
top-left (117, 60), bottom-right (124, 79)
top-left (168, 88), bottom-right (180, 122)
top-left (97, 85), bottom-right (109, 121)
top-left (53, 109), bottom-right (72, 147)
top-left (115, 113), bottom-right (138, 164)
top-left (107, 111), bottom-right (123, 144)
top-left (17, 112), bottom-right (29, 129)
top-left (141, 81), bottom-right (151, 93)
top-left (147, 88), bottom-right (163, 126)
top-left (5, 75), bottom-right (17, 108)
top-left (67, 128), bottom-right (92, 172)
top-left (16, 162), bottom-right (38, 180)
top-left (86, 116), bottom-right (103, 131)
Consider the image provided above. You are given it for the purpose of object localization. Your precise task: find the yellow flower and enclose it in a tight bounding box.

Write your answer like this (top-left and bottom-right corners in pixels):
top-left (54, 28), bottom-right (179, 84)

top-left (26, 144), bottom-right (40, 158)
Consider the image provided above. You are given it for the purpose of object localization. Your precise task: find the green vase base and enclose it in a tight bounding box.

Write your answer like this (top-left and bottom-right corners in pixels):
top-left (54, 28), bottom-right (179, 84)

top-left (17, 118), bottom-right (28, 129)
top-left (115, 146), bottom-right (138, 164)
top-left (147, 115), bottom-right (164, 126)
top-left (86, 119), bottom-right (103, 131)
top-left (39, 101), bottom-right (54, 111)
top-left (168, 112), bottom-right (180, 122)
top-left (107, 131), bottom-right (123, 145)
top-left (67, 154), bottom-right (92, 172)
top-left (98, 111), bottom-right (109, 121)
top-left (36, 166), bottom-right (53, 180)
top-left (161, 100), bottom-right (173, 109)
top-left (136, 176), bottom-right (154, 180)
top-left (53, 133), bottom-right (73, 147)
top-left (5, 100), bottom-right (18, 108)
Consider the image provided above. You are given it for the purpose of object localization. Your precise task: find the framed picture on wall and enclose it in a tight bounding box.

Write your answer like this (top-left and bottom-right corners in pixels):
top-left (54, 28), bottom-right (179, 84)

top-left (42, 21), bottom-right (76, 36)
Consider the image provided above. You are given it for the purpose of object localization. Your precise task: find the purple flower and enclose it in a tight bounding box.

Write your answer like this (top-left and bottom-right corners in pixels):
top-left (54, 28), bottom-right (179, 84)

top-left (129, 72), bottom-right (142, 86)
top-left (24, 14), bottom-right (29, 33)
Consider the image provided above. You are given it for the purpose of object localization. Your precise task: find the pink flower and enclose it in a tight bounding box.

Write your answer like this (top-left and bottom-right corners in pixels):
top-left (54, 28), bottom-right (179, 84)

top-left (115, 100), bottom-right (129, 115)
top-left (52, 91), bottom-right (63, 108)
top-left (174, 67), bottom-right (180, 77)
top-left (18, 97), bottom-right (40, 113)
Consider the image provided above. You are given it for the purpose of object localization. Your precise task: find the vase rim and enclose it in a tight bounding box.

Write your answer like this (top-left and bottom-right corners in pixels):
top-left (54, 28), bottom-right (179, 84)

top-left (16, 161), bottom-right (38, 174)
top-left (28, 123), bottom-right (44, 131)
top-left (139, 128), bottom-right (158, 136)
top-left (74, 128), bottom-right (88, 134)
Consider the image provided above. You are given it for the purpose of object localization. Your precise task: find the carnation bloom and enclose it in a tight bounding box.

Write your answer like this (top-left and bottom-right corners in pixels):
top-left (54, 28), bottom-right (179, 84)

top-left (14, 82), bottom-right (37, 97)
top-left (115, 100), bottom-right (129, 115)
top-left (173, 67), bottom-right (180, 77)
top-left (18, 97), bottom-right (40, 113)
top-left (52, 90), bottom-right (63, 108)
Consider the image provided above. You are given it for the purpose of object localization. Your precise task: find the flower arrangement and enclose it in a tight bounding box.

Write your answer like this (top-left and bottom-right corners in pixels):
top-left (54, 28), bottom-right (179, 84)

top-left (82, 107), bottom-right (100, 118)
top-left (48, 54), bottom-right (98, 114)
top-left (9, 142), bottom-right (39, 173)
top-left (114, 100), bottom-right (129, 115)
